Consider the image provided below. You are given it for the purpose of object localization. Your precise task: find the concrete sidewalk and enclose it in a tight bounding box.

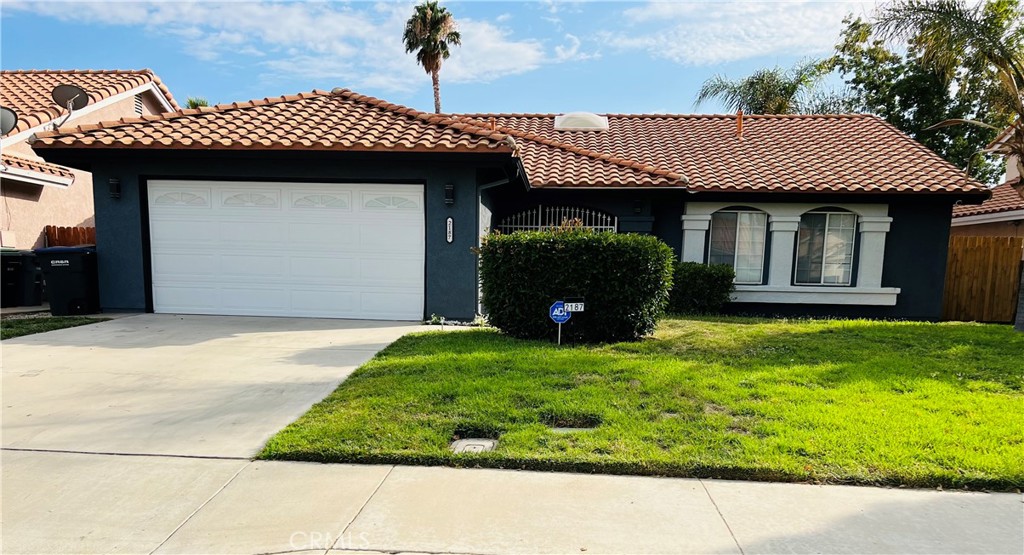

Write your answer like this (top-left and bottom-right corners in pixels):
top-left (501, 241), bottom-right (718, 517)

top-left (3, 451), bottom-right (1021, 555)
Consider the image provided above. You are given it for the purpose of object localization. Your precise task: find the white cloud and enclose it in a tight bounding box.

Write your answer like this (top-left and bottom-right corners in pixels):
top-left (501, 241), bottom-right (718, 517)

top-left (4, 0), bottom-right (559, 93)
top-left (555, 33), bottom-right (599, 62)
top-left (607, 0), bottom-right (875, 65)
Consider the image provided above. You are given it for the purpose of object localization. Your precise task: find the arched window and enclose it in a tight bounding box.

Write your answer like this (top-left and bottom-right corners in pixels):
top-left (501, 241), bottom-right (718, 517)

top-left (795, 208), bottom-right (857, 285)
top-left (707, 207), bottom-right (767, 284)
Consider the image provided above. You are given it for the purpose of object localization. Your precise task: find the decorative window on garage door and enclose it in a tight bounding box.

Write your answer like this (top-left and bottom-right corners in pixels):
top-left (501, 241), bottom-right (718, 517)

top-left (292, 193), bottom-right (350, 209)
top-left (363, 195), bottom-right (419, 210)
top-left (223, 192), bottom-right (279, 208)
top-left (497, 205), bottom-right (617, 233)
top-left (153, 191), bottom-right (209, 207)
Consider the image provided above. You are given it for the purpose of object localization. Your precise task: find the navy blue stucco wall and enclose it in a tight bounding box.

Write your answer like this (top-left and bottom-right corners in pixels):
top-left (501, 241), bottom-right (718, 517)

top-left (80, 151), bottom-right (502, 320)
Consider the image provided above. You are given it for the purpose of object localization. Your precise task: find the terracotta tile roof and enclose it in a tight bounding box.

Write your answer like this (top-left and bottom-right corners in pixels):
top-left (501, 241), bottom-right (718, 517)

top-left (1, 152), bottom-right (75, 184)
top-left (34, 89), bottom-right (514, 153)
top-left (31, 88), bottom-right (680, 187)
top-left (458, 113), bottom-right (988, 194)
top-left (1, 69), bottom-right (179, 134)
top-left (953, 179), bottom-right (1024, 217)
top-left (30, 86), bottom-right (983, 193)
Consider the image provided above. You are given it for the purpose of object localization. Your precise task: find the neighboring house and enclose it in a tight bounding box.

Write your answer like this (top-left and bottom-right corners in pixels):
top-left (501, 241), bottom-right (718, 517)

top-left (0, 69), bottom-right (178, 249)
top-left (32, 88), bottom-right (987, 321)
top-left (951, 178), bottom-right (1024, 259)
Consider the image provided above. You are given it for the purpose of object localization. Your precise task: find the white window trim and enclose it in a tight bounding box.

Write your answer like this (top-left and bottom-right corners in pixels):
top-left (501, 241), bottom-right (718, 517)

top-left (708, 210), bottom-right (767, 285)
top-left (681, 202), bottom-right (899, 305)
top-left (794, 211), bottom-right (856, 286)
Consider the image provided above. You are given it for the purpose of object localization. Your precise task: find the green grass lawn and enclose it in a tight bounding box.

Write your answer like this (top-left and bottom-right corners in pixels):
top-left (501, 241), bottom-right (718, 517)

top-left (1, 316), bottom-right (107, 340)
top-left (260, 317), bottom-right (1024, 490)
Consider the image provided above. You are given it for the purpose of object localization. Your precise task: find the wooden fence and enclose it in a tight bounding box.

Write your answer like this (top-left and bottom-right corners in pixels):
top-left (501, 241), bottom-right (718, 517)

top-left (44, 225), bottom-right (96, 247)
top-left (942, 236), bottom-right (1024, 323)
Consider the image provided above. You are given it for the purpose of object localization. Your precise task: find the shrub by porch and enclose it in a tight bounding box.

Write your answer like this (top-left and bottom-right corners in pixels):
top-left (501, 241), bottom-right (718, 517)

top-left (477, 228), bottom-right (674, 343)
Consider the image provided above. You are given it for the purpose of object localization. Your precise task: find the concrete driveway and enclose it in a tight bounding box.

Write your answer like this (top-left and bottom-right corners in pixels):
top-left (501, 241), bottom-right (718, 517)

top-left (3, 315), bottom-right (1021, 554)
top-left (3, 314), bottom-right (424, 457)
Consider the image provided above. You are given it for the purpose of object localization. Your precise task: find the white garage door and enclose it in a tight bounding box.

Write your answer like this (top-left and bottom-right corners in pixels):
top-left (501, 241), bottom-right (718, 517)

top-left (147, 180), bottom-right (424, 320)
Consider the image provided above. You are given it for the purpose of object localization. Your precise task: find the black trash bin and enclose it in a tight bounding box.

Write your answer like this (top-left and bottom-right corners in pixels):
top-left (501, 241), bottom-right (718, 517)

top-left (2, 248), bottom-right (24, 307)
top-left (34, 246), bottom-right (100, 316)
top-left (1, 249), bottom-right (42, 308)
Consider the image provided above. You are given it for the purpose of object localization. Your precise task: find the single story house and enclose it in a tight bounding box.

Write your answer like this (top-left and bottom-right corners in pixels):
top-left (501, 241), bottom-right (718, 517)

top-left (32, 88), bottom-right (988, 321)
top-left (1, 69), bottom-right (178, 249)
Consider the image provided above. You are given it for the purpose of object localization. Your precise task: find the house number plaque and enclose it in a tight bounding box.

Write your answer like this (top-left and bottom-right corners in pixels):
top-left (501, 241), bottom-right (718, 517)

top-left (446, 217), bottom-right (454, 244)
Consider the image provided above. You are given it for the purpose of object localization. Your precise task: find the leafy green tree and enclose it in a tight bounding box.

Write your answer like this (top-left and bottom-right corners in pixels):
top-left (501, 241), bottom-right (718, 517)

top-left (403, 1), bottom-right (462, 114)
top-left (835, 0), bottom-right (1022, 183)
top-left (694, 61), bottom-right (835, 114)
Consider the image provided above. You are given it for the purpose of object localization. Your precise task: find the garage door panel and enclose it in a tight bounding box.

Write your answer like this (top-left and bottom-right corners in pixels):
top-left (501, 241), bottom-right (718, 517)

top-left (361, 291), bottom-right (424, 317)
top-left (221, 287), bottom-right (289, 311)
top-left (290, 289), bottom-right (359, 314)
top-left (220, 221), bottom-right (287, 243)
top-left (360, 257), bottom-right (423, 284)
top-left (288, 222), bottom-right (358, 245)
top-left (150, 220), bottom-right (220, 243)
top-left (148, 180), bottom-right (424, 320)
top-left (153, 285), bottom-right (220, 311)
top-left (359, 223), bottom-right (423, 251)
top-left (289, 256), bottom-right (359, 282)
top-left (219, 254), bottom-right (286, 278)
top-left (152, 253), bottom-right (219, 276)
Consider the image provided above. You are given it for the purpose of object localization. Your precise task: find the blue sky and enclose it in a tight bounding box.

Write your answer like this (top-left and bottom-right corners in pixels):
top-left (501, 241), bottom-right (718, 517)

top-left (1, 1), bottom-right (874, 114)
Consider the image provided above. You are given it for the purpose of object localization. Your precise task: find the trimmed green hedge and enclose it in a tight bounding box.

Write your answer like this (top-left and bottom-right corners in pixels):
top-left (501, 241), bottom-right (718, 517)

top-left (478, 228), bottom-right (674, 343)
top-left (668, 262), bottom-right (736, 314)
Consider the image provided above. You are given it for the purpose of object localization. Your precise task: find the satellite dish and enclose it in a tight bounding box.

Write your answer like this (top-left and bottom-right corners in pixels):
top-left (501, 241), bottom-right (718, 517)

top-left (0, 106), bottom-right (18, 136)
top-left (52, 84), bottom-right (89, 111)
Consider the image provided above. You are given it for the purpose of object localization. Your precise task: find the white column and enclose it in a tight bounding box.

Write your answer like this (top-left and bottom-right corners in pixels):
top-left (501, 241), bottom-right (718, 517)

top-left (680, 215), bottom-right (712, 262)
top-left (857, 216), bottom-right (892, 288)
top-left (767, 216), bottom-right (801, 286)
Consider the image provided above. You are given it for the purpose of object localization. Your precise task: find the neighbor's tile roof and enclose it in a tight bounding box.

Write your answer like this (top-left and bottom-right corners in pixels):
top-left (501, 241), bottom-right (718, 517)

top-left (32, 89), bottom-right (680, 187)
top-left (953, 179), bottom-right (1024, 217)
top-left (1, 69), bottom-right (179, 135)
top-left (458, 113), bottom-right (988, 194)
top-left (1, 152), bottom-right (75, 182)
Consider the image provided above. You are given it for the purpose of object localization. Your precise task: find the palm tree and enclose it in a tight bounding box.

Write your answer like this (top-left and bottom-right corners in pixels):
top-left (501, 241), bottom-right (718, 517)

top-left (185, 97), bottom-right (209, 109)
top-left (403, 1), bottom-right (461, 114)
top-left (693, 61), bottom-right (829, 114)
top-left (874, 0), bottom-right (1023, 183)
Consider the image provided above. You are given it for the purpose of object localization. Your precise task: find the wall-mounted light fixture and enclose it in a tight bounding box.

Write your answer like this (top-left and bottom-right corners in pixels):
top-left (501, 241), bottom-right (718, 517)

top-left (109, 177), bottom-right (121, 199)
top-left (444, 183), bottom-right (455, 206)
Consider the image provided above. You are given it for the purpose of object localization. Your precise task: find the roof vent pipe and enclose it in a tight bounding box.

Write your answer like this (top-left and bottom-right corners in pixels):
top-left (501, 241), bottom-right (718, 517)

top-left (736, 109), bottom-right (744, 139)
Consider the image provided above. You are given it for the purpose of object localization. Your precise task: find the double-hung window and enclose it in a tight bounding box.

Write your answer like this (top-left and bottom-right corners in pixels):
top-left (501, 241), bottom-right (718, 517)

top-left (708, 210), bottom-right (767, 284)
top-left (795, 211), bottom-right (857, 285)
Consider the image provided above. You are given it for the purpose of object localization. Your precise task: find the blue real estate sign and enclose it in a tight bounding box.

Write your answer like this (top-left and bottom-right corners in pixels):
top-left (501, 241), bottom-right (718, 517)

top-left (549, 301), bottom-right (571, 324)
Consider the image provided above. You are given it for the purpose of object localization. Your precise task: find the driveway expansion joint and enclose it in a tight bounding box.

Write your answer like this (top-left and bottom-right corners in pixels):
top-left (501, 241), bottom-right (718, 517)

top-left (334, 464), bottom-right (398, 549)
top-left (699, 478), bottom-right (746, 555)
top-left (149, 460), bottom-right (254, 555)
